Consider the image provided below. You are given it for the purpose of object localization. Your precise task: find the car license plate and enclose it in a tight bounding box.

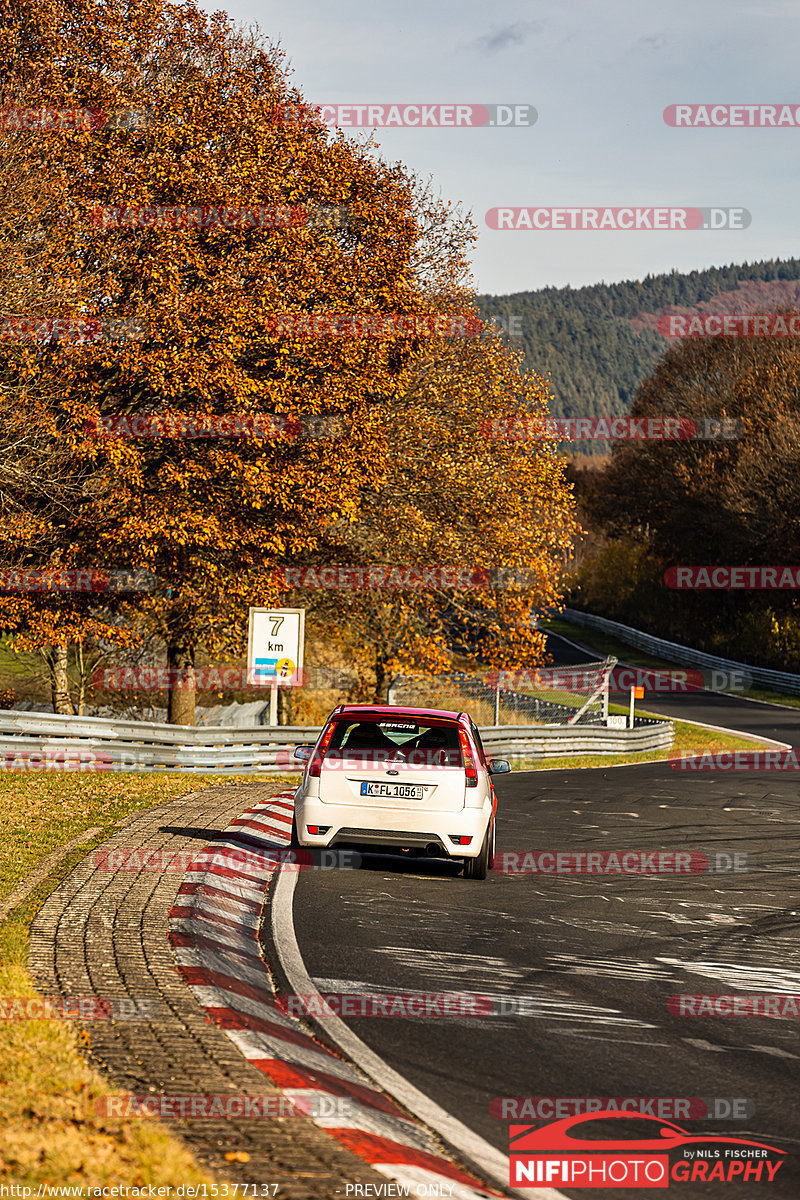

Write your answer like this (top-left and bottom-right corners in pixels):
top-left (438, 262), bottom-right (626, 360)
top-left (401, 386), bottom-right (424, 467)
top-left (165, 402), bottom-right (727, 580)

top-left (360, 781), bottom-right (425, 800)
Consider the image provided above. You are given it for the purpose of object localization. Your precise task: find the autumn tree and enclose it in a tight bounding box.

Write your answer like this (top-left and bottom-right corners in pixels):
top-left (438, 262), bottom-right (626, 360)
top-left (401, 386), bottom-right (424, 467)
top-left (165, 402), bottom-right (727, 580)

top-left (0, 101), bottom-right (126, 711)
top-left (0, 0), bottom-right (580, 720)
top-left (281, 331), bottom-right (579, 702)
top-left (577, 329), bottom-right (800, 663)
top-left (0, 0), bottom-right (472, 721)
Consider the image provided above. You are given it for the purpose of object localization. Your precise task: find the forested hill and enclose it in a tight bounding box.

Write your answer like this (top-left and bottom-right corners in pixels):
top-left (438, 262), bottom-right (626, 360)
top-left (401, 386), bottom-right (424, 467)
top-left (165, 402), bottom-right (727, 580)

top-left (476, 259), bottom-right (800, 445)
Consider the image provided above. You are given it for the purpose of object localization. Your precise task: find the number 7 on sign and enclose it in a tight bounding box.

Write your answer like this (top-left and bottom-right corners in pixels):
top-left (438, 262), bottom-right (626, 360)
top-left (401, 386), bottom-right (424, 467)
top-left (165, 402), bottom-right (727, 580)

top-left (269, 615), bottom-right (284, 637)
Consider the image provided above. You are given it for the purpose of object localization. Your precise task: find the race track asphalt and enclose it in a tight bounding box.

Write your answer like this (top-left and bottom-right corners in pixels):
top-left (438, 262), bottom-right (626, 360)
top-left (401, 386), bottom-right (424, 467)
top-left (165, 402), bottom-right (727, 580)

top-left (287, 633), bottom-right (800, 1198)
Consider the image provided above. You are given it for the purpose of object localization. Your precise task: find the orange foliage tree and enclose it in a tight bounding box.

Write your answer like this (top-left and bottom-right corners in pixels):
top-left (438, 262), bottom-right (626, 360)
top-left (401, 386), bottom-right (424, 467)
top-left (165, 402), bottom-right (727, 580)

top-left (286, 333), bottom-right (578, 701)
top-left (0, 0), bottom-right (578, 721)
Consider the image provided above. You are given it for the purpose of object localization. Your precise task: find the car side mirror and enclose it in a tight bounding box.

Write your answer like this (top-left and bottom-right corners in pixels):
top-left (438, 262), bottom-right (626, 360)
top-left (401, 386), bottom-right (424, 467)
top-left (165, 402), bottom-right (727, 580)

top-left (293, 745), bottom-right (314, 761)
top-left (489, 758), bottom-right (511, 774)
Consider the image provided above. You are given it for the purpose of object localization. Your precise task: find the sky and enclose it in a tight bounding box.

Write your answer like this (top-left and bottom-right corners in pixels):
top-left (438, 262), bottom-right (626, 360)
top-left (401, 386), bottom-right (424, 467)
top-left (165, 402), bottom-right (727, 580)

top-left (197, 0), bottom-right (800, 296)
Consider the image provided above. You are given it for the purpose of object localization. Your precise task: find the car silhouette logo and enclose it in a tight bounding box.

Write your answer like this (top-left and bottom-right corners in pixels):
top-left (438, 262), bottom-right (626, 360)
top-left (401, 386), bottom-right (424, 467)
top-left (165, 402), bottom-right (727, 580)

top-left (510, 1110), bottom-right (785, 1155)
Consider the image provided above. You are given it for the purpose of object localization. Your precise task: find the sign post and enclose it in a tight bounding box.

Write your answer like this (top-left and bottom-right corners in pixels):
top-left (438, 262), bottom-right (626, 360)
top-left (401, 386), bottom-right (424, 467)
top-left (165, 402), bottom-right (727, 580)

top-left (630, 684), bottom-right (644, 728)
top-left (247, 608), bottom-right (305, 726)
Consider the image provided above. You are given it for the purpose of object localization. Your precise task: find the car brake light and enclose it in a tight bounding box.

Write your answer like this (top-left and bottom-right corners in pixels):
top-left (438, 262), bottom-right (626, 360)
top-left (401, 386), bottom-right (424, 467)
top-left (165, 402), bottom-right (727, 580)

top-left (458, 728), bottom-right (479, 788)
top-left (450, 835), bottom-right (472, 845)
top-left (309, 722), bottom-right (336, 778)
top-left (307, 825), bottom-right (330, 835)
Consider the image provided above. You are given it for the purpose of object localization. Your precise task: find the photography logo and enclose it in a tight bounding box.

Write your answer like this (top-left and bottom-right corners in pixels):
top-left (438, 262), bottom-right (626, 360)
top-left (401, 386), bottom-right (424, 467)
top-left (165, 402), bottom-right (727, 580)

top-left (509, 1111), bottom-right (785, 1187)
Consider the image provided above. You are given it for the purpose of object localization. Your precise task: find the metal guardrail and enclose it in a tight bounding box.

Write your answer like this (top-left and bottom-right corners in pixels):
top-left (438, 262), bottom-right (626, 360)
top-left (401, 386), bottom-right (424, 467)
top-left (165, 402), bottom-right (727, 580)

top-left (0, 707), bottom-right (673, 771)
top-left (562, 608), bottom-right (800, 696)
top-left (0, 712), bottom-right (321, 772)
top-left (481, 723), bottom-right (673, 759)
top-left (0, 710), bottom-right (313, 745)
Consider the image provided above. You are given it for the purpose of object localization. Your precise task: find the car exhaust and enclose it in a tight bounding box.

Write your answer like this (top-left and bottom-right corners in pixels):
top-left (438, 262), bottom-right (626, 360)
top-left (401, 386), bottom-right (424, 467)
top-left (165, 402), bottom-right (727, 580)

top-left (424, 842), bottom-right (441, 857)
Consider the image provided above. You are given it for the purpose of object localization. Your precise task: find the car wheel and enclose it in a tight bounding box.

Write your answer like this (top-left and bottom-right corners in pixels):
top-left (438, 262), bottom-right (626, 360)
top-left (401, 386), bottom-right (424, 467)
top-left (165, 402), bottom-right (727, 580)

top-left (489, 819), bottom-right (496, 871)
top-left (464, 821), bottom-right (492, 880)
top-left (290, 812), bottom-right (300, 847)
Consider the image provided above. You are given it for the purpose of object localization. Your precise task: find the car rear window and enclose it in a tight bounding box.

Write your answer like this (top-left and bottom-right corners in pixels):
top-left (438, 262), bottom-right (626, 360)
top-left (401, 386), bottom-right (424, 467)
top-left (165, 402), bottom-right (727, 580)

top-left (324, 717), bottom-right (463, 766)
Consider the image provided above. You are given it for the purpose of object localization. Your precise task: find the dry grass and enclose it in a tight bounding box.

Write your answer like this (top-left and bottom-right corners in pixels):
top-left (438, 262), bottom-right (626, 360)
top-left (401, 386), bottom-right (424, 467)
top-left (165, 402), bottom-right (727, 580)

top-left (508, 711), bottom-right (770, 771)
top-left (0, 771), bottom-right (295, 1189)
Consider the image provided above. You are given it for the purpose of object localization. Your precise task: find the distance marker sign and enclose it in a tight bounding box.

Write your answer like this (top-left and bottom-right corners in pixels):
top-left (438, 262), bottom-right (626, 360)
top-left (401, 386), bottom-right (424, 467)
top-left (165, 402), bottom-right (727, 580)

top-left (247, 608), bottom-right (305, 687)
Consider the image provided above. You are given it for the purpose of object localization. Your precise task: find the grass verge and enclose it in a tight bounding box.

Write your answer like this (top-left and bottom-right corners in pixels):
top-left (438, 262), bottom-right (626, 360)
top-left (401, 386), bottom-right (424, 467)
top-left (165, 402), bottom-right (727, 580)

top-left (509, 710), bottom-right (768, 771)
top-left (541, 615), bottom-right (693, 671)
top-left (0, 772), bottom-right (296, 1189)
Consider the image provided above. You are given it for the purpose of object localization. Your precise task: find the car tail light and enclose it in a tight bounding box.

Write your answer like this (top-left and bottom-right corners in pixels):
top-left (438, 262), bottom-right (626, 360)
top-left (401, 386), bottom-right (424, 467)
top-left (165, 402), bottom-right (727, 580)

top-left (458, 728), bottom-right (479, 788)
top-left (307, 825), bottom-right (330, 835)
top-left (309, 722), bottom-right (336, 778)
top-left (450, 835), bottom-right (472, 845)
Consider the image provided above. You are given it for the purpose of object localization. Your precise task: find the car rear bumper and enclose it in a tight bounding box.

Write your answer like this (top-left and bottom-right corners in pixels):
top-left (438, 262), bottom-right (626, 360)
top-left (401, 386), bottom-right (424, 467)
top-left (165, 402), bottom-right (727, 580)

top-left (331, 827), bottom-right (450, 853)
top-left (294, 794), bottom-right (491, 858)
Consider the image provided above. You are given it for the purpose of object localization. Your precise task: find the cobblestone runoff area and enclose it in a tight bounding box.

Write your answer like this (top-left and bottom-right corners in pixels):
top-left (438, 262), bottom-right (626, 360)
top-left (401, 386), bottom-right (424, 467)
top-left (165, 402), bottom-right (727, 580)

top-left (28, 783), bottom-right (393, 1200)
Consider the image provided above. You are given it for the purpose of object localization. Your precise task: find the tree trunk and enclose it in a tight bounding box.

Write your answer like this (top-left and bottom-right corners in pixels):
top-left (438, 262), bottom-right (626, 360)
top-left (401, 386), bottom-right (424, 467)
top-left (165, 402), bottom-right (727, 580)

top-left (51, 643), bottom-right (75, 715)
top-left (167, 637), bottom-right (195, 725)
top-left (277, 686), bottom-right (293, 726)
top-left (372, 650), bottom-right (387, 705)
top-left (76, 639), bottom-right (85, 716)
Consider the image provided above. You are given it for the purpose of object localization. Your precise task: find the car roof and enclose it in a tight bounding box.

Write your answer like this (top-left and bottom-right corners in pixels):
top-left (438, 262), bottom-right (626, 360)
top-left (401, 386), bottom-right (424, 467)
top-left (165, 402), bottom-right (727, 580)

top-left (330, 705), bottom-right (468, 722)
